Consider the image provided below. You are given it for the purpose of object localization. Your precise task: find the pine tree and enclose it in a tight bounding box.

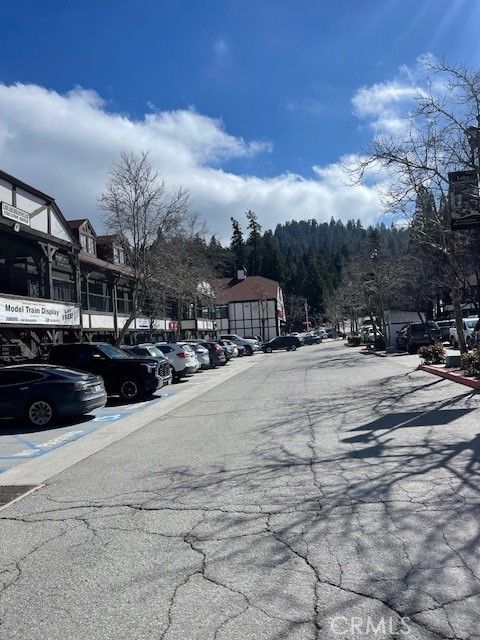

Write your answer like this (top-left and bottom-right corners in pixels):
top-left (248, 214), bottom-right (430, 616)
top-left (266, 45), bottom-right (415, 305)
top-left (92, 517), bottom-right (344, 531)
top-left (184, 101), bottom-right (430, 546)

top-left (245, 210), bottom-right (262, 274)
top-left (230, 217), bottom-right (246, 267)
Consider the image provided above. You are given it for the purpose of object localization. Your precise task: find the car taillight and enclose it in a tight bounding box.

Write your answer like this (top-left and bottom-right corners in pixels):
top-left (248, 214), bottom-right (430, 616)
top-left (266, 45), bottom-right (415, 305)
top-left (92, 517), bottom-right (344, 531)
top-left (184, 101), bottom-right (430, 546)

top-left (215, 345), bottom-right (222, 353)
top-left (177, 352), bottom-right (187, 359)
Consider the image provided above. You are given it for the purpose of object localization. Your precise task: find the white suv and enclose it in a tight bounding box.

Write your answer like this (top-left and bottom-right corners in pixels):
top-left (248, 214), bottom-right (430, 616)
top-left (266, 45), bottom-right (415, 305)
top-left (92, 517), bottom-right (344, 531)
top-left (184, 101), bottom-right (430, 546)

top-left (155, 342), bottom-right (197, 381)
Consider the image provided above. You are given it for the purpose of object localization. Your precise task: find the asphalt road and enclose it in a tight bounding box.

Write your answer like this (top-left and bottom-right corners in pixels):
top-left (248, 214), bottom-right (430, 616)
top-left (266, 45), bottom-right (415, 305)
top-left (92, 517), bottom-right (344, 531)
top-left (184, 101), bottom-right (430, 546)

top-left (1, 341), bottom-right (480, 639)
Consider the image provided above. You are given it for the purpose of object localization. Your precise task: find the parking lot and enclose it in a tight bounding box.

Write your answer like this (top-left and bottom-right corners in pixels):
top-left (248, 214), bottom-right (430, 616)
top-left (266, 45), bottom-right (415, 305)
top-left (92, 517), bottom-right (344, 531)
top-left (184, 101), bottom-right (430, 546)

top-left (0, 359), bottom-right (258, 475)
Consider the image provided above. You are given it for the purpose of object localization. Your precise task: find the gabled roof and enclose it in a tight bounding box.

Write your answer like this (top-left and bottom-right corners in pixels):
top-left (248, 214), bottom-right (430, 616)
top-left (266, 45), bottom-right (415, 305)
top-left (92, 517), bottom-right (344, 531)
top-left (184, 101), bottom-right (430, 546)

top-left (214, 275), bottom-right (280, 303)
top-left (67, 219), bottom-right (88, 229)
top-left (97, 234), bottom-right (120, 245)
top-left (67, 218), bottom-right (97, 237)
top-left (0, 168), bottom-right (78, 246)
top-left (78, 251), bottom-right (131, 276)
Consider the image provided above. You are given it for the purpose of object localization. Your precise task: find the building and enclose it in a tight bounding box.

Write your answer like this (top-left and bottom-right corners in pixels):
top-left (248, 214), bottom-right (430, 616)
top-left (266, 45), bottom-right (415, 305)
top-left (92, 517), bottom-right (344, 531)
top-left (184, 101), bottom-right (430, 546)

top-left (0, 169), bottom-right (82, 360)
top-left (0, 170), bottom-right (178, 361)
top-left (214, 268), bottom-right (285, 341)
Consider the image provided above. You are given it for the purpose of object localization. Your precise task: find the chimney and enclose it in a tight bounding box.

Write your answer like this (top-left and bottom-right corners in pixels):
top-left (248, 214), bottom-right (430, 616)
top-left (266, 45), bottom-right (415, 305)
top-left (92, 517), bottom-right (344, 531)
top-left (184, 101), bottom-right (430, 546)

top-left (236, 265), bottom-right (247, 281)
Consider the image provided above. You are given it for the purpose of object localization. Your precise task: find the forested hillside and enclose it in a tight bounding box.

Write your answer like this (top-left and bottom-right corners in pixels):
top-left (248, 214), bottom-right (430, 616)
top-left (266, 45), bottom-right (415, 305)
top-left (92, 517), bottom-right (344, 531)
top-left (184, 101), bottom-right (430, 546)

top-left (206, 212), bottom-right (409, 323)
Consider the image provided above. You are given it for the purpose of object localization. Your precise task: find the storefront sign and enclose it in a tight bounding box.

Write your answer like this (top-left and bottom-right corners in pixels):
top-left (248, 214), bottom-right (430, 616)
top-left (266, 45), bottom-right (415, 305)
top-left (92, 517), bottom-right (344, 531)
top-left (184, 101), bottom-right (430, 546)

top-left (0, 296), bottom-right (81, 326)
top-left (449, 170), bottom-right (480, 230)
top-left (1, 202), bottom-right (31, 226)
top-left (135, 317), bottom-right (150, 329)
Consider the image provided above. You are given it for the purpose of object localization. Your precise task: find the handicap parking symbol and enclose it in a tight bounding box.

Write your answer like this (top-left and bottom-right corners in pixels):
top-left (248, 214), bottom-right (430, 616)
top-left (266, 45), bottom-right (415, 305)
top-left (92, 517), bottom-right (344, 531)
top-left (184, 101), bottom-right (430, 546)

top-left (93, 414), bottom-right (124, 422)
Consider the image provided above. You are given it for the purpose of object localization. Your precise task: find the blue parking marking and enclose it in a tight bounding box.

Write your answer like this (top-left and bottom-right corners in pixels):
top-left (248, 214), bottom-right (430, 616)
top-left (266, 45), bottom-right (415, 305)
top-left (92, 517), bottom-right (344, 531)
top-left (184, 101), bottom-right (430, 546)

top-left (0, 386), bottom-right (179, 473)
top-left (12, 434), bottom-right (39, 450)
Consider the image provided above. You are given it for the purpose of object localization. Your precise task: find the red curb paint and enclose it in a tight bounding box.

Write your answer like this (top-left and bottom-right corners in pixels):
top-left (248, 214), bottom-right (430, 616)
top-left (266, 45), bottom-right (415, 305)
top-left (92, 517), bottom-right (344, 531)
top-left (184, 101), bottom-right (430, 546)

top-left (419, 364), bottom-right (480, 390)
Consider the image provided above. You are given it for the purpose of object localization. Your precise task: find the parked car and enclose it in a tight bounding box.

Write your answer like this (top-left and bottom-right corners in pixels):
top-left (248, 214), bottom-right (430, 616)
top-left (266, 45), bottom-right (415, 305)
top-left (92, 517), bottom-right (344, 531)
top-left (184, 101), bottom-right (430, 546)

top-left (177, 343), bottom-right (201, 371)
top-left (216, 339), bottom-right (237, 360)
top-left (195, 340), bottom-right (227, 367)
top-left (223, 339), bottom-right (244, 356)
top-left (314, 329), bottom-right (328, 339)
top-left (395, 322), bottom-right (442, 353)
top-left (220, 334), bottom-right (259, 356)
top-left (155, 342), bottom-right (197, 381)
top-left (0, 364), bottom-right (107, 428)
top-left (46, 342), bottom-right (161, 401)
top-left (181, 341), bottom-right (211, 369)
top-left (449, 317), bottom-right (479, 349)
top-left (436, 320), bottom-right (455, 343)
top-left (262, 336), bottom-right (302, 352)
top-left (303, 332), bottom-right (322, 345)
top-left (120, 344), bottom-right (172, 386)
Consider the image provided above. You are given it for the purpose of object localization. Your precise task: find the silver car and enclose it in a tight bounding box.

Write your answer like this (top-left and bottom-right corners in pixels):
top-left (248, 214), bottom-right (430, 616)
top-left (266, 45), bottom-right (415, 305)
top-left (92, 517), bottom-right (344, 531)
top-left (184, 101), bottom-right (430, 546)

top-left (181, 342), bottom-right (211, 369)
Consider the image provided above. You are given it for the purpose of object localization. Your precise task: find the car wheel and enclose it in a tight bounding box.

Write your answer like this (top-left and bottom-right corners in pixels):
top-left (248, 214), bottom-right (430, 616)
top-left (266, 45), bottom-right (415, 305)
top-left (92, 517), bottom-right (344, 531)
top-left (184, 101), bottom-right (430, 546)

top-left (290, 344), bottom-right (297, 351)
top-left (119, 378), bottom-right (143, 401)
top-left (25, 399), bottom-right (55, 428)
top-left (265, 346), bottom-right (272, 353)
top-left (245, 345), bottom-right (253, 356)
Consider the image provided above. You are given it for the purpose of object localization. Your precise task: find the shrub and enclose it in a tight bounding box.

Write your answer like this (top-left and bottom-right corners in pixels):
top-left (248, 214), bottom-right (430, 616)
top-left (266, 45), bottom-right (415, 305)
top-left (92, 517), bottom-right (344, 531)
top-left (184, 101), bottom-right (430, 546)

top-left (418, 342), bottom-right (445, 364)
top-left (347, 335), bottom-right (362, 346)
top-left (461, 349), bottom-right (480, 377)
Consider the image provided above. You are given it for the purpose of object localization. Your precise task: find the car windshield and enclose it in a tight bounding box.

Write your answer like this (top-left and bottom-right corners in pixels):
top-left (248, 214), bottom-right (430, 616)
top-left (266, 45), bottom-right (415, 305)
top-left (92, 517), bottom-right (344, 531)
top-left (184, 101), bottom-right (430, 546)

top-left (97, 344), bottom-right (130, 359)
top-left (465, 319), bottom-right (478, 329)
top-left (145, 346), bottom-right (164, 357)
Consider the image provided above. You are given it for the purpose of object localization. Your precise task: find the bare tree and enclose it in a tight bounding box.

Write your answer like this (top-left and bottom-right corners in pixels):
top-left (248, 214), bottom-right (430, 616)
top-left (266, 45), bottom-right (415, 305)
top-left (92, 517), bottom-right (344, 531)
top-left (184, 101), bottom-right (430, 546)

top-left (354, 59), bottom-right (480, 353)
top-left (98, 150), bottom-right (190, 345)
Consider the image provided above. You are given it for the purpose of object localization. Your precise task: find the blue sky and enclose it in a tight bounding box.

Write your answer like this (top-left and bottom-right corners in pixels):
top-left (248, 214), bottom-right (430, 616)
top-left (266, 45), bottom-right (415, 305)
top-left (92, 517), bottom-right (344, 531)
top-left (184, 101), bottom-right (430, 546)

top-left (0, 0), bottom-right (479, 237)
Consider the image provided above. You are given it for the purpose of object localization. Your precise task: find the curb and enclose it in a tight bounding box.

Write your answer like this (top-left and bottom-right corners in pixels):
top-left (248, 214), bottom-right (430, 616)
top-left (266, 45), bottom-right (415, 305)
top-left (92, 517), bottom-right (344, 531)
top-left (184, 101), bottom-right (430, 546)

top-left (419, 364), bottom-right (480, 390)
top-left (360, 348), bottom-right (387, 357)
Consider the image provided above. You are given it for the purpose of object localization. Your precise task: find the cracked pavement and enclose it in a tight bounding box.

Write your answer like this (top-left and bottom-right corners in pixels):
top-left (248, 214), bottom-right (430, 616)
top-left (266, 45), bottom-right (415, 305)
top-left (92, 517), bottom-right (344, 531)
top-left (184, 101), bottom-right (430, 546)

top-left (1, 341), bottom-right (480, 639)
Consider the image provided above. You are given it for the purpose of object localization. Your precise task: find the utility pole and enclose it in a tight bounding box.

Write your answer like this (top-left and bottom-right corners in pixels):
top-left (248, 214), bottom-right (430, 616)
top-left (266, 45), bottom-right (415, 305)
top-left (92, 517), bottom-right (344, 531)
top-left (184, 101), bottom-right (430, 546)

top-left (304, 298), bottom-right (309, 331)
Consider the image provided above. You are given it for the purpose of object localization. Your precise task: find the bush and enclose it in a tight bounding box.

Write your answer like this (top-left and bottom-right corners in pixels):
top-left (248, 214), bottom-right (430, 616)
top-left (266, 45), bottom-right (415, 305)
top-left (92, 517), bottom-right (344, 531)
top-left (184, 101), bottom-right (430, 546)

top-left (347, 335), bottom-right (362, 346)
top-left (461, 349), bottom-right (480, 377)
top-left (418, 342), bottom-right (446, 364)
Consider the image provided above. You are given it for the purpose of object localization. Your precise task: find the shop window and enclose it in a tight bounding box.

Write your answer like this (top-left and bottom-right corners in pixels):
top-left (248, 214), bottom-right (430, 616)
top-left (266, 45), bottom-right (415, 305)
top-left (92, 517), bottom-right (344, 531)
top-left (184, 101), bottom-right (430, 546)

top-left (80, 233), bottom-right (96, 255)
top-left (52, 252), bottom-right (76, 302)
top-left (116, 288), bottom-right (133, 314)
top-left (87, 279), bottom-right (112, 312)
top-left (215, 305), bottom-right (228, 320)
top-left (12, 254), bottom-right (41, 298)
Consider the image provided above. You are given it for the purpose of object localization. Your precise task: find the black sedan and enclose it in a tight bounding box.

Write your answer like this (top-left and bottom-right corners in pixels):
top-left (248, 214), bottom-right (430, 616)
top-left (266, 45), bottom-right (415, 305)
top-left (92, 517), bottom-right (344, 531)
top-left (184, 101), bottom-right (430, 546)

top-left (0, 365), bottom-right (107, 428)
top-left (262, 336), bottom-right (302, 352)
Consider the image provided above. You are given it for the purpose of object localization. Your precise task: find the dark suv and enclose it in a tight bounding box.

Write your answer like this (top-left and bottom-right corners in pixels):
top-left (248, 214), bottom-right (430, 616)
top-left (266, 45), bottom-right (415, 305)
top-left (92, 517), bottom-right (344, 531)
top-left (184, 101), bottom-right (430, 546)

top-left (120, 344), bottom-right (172, 387)
top-left (262, 336), bottom-right (302, 352)
top-left (46, 342), bottom-right (161, 401)
top-left (395, 322), bottom-right (442, 354)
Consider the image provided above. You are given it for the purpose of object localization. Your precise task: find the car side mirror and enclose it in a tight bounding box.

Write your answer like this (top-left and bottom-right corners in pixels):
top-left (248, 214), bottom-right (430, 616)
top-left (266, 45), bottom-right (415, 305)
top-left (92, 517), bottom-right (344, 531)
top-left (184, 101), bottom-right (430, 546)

top-left (92, 353), bottom-right (104, 360)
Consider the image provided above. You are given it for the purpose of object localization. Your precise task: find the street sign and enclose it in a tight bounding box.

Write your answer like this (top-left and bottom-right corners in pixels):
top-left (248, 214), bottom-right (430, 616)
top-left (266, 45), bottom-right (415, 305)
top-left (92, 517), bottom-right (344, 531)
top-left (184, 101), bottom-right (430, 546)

top-left (449, 169), bottom-right (480, 230)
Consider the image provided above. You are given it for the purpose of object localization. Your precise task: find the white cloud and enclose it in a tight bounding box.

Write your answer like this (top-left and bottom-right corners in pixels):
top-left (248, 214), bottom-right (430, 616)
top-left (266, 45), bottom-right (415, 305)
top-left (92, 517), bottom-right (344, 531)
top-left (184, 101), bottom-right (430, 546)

top-left (0, 82), bottom-right (384, 239)
top-left (351, 55), bottom-right (433, 134)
